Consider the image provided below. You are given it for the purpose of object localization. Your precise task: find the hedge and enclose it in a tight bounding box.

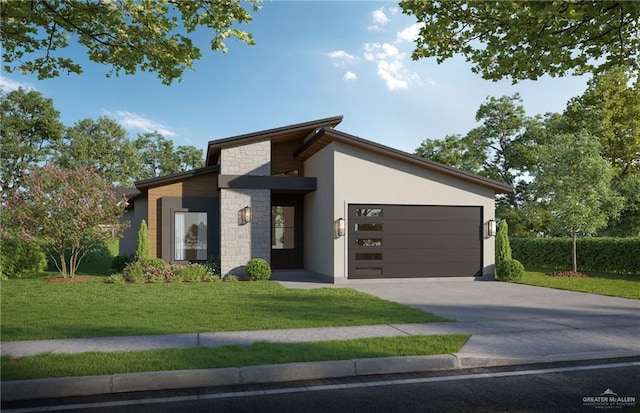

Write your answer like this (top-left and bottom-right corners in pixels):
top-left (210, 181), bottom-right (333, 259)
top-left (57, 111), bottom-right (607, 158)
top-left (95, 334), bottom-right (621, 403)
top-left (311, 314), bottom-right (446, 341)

top-left (510, 237), bottom-right (640, 275)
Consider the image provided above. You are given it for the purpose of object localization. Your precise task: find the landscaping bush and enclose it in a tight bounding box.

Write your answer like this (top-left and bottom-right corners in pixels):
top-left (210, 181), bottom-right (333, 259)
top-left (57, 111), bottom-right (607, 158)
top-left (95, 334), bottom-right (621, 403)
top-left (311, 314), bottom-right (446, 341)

top-left (496, 259), bottom-right (525, 282)
top-left (174, 263), bottom-right (217, 282)
top-left (111, 255), bottom-right (134, 273)
top-left (134, 220), bottom-right (150, 261)
top-left (122, 259), bottom-right (170, 283)
top-left (511, 237), bottom-right (640, 275)
top-left (0, 237), bottom-right (47, 279)
top-left (495, 219), bottom-right (512, 264)
top-left (245, 258), bottom-right (271, 281)
top-left (105, 274), bottom-right (126, 284)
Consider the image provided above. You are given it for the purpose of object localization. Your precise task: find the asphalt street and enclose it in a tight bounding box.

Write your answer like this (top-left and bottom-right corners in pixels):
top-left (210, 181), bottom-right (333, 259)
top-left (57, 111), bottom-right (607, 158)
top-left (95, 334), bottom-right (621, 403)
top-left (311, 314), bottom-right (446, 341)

top-left (4, 358), bottom-right (639, 413)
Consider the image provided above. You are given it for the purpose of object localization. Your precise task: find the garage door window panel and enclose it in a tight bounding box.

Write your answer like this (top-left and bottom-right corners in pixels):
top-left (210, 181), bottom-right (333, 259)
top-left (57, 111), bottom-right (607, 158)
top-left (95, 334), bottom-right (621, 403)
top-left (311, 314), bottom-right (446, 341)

top-left (355, 208), bottom-right (383, 217)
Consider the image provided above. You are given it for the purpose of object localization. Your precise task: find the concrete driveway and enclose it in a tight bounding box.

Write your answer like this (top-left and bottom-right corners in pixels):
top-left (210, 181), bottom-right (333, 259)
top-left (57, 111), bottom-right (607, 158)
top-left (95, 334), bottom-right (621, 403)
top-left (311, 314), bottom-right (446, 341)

top-left (275, 275), bottom-right (640, 360)
top-left (345, 279), bottom-right (640, 359)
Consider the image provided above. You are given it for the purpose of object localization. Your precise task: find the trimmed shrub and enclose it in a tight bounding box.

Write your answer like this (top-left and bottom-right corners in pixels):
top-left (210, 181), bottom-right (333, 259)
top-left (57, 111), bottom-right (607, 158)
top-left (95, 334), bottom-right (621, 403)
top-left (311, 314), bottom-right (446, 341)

top-left (495, 219), bottom-right (512, 264)
top-left (496, 259), bottom-right (525, 282)
top-left (511, 237), bottom-right (640, 275)
top-left (245, 258), bottom-right (271, 281)
top-left (0, 237), bottom-right (47, 278)
top-left (134, 220), bottom-right (150, 261)
top-left (111, 255), bottom-right (134, 272)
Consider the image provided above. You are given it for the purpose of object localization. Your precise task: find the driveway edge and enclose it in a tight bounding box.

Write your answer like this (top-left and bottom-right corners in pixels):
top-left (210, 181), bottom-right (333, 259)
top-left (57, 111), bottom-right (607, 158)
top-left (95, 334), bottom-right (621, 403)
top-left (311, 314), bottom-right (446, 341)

top-left (3, 350), bottom-right (640, 402)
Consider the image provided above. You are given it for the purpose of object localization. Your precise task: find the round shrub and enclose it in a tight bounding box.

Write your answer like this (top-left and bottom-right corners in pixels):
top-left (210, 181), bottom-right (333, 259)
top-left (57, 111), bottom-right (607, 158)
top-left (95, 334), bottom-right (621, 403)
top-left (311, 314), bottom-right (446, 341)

top-left (245, 258), bottom-right (271, 281)
top-left (496, 258), bottom-right (525, 282)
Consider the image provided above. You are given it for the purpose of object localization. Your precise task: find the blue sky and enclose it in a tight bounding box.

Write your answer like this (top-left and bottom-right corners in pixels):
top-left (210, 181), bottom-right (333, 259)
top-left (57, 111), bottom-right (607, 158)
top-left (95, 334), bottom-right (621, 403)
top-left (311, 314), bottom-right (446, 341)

top-left (1, 1), bottom-right (592, 154)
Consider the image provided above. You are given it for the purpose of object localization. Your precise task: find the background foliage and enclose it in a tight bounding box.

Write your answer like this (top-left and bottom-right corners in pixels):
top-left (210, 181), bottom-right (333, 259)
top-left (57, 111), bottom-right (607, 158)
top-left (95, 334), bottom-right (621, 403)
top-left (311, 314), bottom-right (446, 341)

top-left (511, 237), bottom-right (640, 275)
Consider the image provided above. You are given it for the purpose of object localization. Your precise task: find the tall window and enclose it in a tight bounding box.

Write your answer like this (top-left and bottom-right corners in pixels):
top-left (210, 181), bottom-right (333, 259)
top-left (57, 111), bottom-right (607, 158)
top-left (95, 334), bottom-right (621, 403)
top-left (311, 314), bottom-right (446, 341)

top-left (175, 212), bottom-right (207, 261)
top-left (272, 206), bottom-right (295, 249)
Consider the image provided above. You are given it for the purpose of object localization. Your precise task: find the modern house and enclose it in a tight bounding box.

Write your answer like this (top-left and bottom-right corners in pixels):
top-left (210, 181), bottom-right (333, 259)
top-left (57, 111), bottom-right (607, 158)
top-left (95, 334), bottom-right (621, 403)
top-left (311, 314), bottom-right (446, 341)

top-left (120, 116), bottom-right (512, 282)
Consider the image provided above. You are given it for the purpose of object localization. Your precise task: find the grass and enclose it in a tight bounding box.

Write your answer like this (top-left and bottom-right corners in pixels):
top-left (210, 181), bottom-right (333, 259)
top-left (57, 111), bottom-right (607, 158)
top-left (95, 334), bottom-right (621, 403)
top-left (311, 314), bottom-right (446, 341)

top-left (0, 334), bottom-right (470, 381)
top-left (514, 268), bottom-right (640, 300)
top-left (1, 273), bottom-right (448, 341)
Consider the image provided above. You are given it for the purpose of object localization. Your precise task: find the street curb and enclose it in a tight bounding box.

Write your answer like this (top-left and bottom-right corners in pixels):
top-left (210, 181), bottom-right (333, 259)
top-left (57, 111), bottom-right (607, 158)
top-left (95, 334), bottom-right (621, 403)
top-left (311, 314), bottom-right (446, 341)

top-left (3, 351), bottom-right (639, 402)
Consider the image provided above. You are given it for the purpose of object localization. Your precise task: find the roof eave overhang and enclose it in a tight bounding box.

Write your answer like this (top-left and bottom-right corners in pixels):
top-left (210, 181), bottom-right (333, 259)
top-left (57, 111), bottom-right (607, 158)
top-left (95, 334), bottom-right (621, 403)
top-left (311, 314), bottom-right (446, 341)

top-left (205, 115), bottom-right (344, 166)
top-left (134, 165), bottom-right (220, 193)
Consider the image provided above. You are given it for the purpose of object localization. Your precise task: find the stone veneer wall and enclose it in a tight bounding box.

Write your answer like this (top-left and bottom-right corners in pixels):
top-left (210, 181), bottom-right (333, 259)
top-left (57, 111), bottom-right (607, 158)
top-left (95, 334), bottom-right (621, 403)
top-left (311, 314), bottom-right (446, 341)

top-left (220, 140), bottom-right (271, 276)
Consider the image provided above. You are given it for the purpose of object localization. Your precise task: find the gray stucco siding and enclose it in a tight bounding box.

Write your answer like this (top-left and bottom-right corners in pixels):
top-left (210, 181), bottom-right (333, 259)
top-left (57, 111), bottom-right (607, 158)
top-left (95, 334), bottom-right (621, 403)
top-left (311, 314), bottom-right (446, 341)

top-left (304, 142), bottom-right (496, 280)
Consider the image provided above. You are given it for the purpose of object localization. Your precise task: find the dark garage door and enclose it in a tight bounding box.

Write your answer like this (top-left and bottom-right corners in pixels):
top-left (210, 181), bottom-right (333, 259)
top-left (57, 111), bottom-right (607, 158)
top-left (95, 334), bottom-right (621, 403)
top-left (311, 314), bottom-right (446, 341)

top-left (348, 204), bottom-right (482, 279)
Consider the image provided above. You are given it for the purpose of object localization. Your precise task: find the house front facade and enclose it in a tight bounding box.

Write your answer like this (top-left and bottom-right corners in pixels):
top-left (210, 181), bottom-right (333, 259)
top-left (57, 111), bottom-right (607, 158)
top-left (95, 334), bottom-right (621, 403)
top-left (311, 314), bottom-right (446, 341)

top-left (120, 116), bottom-right (512, 282)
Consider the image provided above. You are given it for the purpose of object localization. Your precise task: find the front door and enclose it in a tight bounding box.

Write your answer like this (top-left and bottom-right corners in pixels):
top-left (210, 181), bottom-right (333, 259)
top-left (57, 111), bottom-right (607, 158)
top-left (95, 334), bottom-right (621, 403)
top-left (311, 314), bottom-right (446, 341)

top-left (271, 194), bottom-right (304, 269)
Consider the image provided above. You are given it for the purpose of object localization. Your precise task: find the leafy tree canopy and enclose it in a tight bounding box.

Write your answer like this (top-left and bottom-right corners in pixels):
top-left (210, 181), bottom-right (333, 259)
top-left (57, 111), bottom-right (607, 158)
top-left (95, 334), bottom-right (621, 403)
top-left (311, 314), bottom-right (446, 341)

top-left (1, 0), bottom-right (261, 85)
top-left (55, 117), bottom-right (141, 187)
top-left (0, 87), bottom-right (64, 194)
top-left (400, 1), bottom-right (640, 82)
top-left (416, 94), bottom-right (540, 209)
top-left (133, 132), bottom-right (204, 180)
top-left (564, 66), bottom-right (640, 176)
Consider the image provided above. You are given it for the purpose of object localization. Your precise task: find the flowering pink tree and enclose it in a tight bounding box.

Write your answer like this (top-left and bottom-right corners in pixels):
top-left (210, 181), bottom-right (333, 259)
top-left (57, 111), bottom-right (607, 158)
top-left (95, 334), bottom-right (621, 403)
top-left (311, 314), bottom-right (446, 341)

top-left (6, 163), bottom-right (127, 278)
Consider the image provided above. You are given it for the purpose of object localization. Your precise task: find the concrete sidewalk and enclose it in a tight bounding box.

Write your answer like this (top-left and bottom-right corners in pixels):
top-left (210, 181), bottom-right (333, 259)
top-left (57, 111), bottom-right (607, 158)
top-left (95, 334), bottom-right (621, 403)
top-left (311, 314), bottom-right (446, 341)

top-left (2, 279), bottom-right (639, 401)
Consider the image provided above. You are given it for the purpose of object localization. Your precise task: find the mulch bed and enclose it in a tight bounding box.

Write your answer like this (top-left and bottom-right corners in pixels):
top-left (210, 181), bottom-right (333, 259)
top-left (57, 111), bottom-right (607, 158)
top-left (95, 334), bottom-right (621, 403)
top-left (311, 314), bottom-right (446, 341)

top-left (546, 271), bottom-right (589, 278)
top-left (44, 276), bottom-right (94, 283)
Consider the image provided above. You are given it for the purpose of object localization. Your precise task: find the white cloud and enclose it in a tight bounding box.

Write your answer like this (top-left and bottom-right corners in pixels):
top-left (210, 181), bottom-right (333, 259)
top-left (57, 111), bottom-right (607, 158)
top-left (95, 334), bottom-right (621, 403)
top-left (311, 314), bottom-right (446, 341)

top-left (0, 76), bottom-right (35, 92)
top-left (343, 71), bottom-right (357, 81)
top-left (361, 42), bottom-right (419, 92)
top-left (362, 43), bottom-right (403, 61)
top-left (368, 7), bottom-right (390, 32)
top-left (327, 50), bottom-right (357, 67)
top-left (377, 60), bottom-right (409, 91)
top-left (104, 110), bottom-right (176, 137)
top-left (396, 23), bottom-right (425, 43)
top-left (388, 7), bottom-right (399, 15)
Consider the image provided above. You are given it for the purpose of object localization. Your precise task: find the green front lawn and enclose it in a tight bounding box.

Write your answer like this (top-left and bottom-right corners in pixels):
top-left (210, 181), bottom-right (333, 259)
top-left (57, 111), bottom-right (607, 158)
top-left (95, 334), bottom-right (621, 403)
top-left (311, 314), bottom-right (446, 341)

top-left (514, 269), bottom-right (640, 300)
top-left (1, 334), bottom-right (470, 381)
top-left (1, 273), bottom-right (447, 341)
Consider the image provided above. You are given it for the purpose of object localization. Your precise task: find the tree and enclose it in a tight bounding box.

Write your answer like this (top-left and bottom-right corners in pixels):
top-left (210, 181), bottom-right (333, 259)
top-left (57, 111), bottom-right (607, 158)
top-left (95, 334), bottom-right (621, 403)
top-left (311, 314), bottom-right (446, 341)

top-left (415, 94), bottom-right (539, 209)
top-left (400, 1), bottom-right (640, 82)
top-left (564, 66), bottom-right (640, 177)
top-left (5, 163), bottom-right (127, 278)
top-left (55, 117), bottom-right (141, 187)
top-left (415, 134), bottom-right (485, 174)
top-left (133, 132), bottom-right (203, 180)
top-left (0, 88), bottom-right (64, 193)
top-left (533, 133), bottom-right (623, 272)
top-left (1, 1), bottom-right (261, 85)
top-left (135, 220), bottom-right (150, 262)
top-left (562, 67), bottom-right (640, 236)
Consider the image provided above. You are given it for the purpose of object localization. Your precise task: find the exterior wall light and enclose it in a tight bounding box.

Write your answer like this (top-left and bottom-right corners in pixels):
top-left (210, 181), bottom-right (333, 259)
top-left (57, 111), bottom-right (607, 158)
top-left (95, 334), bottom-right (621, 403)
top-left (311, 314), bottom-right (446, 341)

top-left (336, 217), bottom-right (345, 237)
top-left (243, 206), bottom-right (252, 224)
top-left (487, 219), bottom-right (497, 237)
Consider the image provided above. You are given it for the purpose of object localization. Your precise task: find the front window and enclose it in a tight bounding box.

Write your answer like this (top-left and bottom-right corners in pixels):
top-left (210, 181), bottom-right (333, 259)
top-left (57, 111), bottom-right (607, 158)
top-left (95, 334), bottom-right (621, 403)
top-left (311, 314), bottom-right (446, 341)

top-left (272, 206), bottom-right (295, 249)
top-left (174, 212), bottom-right (207, 261)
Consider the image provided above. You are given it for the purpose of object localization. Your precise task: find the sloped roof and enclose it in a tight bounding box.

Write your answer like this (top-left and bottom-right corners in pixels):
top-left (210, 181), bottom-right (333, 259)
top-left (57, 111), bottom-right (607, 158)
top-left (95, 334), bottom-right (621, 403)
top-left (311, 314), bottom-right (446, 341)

top-left (205, 115), bottom-right (344, 166)
top-left (133, 165), bottom-right (220, 193)
top-left (295, 128), bottom-right (513, 194)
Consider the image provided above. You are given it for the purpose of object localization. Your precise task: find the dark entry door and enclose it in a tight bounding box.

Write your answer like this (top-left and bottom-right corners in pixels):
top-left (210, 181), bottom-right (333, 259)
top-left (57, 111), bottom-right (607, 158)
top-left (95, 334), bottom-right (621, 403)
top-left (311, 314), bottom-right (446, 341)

top-left (348, 204), bottom-right (482, 279)
top-left (271, 194), bottom-right (304, 269)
